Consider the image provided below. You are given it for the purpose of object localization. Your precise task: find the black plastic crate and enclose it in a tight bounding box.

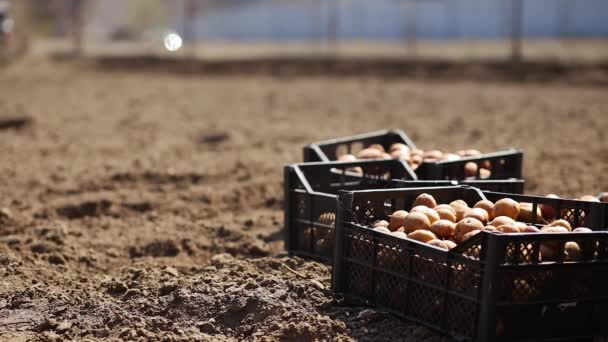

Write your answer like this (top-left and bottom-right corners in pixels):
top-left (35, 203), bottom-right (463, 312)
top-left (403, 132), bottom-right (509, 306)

top-left (332, 187), bottom-right (608, 341)
top-left (303, 129), bottom-right (523, 181)
top-left (283, 159), bottom-right (417, 262)
top-left (392, 179), bottom-right (525, 194)
top-left (303, 129), bottom-right (417, 163)
top-left (483, 191), bottom-right (608, 231)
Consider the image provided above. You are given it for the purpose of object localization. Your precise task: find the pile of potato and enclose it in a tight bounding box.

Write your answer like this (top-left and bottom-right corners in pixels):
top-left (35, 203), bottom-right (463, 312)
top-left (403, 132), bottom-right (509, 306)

top-left (371, 193), bottom-right (594, 261)
top-left (338, 143), bottom-right (490, 177)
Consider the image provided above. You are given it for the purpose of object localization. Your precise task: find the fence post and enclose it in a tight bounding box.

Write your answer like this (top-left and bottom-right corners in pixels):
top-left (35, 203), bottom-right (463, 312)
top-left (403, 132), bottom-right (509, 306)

top-left (510, 0), bottom-right (523, 63)
top-left (405, 0), bottom-right (417, 58)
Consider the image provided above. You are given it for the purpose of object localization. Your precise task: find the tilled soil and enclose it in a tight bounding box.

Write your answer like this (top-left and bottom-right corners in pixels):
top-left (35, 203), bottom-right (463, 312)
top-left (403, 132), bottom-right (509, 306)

top-left (0, 58), bottom-right (607, 341)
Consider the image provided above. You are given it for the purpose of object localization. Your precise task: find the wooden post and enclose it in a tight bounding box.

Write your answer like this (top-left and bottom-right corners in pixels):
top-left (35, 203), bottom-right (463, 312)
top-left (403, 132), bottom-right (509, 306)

top-left (510, 0), bottom-right (523, 62)
top-left (405, 0), bottom-right (417, 58)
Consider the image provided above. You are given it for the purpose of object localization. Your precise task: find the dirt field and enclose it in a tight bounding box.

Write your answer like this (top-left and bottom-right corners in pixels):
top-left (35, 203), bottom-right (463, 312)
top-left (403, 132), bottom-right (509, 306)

top-left (0, 57), bottom-right (607, 341)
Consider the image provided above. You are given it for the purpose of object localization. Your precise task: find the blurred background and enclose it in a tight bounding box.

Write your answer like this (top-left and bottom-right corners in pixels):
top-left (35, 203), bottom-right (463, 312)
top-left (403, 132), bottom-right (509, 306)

top-left (4, 0), bottom-right (608, 63)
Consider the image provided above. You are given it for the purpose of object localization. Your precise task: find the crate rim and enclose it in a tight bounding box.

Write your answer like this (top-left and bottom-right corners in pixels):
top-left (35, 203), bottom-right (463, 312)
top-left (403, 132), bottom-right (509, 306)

top-left (306, 128), bottom-right (418, 150)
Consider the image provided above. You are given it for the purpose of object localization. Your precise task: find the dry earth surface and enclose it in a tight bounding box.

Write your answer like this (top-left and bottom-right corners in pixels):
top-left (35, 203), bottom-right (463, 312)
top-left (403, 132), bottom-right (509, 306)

top-left (0, 57), bottom-right (607, 341)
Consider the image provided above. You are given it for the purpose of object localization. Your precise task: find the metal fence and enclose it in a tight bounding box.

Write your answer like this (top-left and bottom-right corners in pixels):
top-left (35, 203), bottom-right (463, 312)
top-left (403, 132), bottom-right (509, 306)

top-left (26, 0), bottom-right (608, 61)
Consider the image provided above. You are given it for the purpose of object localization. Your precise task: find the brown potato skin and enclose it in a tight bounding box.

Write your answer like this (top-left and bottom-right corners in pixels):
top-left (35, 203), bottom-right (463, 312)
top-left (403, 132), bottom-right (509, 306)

top-left (436, 208), bottom-right (457, 223)
top-left (579, 195), bottom-right (600, 202)
top-left (427, 239), bottom-right (448, 250)
top-left (564, 242), bottom-right (581, 261)
top-left (521, 226), bottom-right (540, 233)
top-left (374, 220), bottom-right (389, 228)
top-left (338, 154), bottom-right (357, 161)
top-left (493, 198), bottom-right (520, 220)
top-left (413, 193), bottom-right (437, 209)
top-left (389, 143), bottom-right (410, 153)
top-left (369, 144), bottom-right (386, 153)
top-left (474, 200), bottom-right (495, 219)
top-left (392, 231), bottom-right (408, 239)
top-left (464, 208), bottom-right (489, 225)
top-left (547, 219), bottom-right (572, 231)
top-left (402, 212), bottom-right (431, 234)
top-left (490, 216), bottom-right (516, 228)
top-left (436, 204), bottom-right (456, 215)
top-left (497, 225), bottom-right (521, 233)
top-left (429, 220), bottom-right (456, 239)
top-left (450, 200), bottom-right (469, 222)
top-left (517, 202), bottom-right (542, 223)
top-left (408, 230), bottom-right (437, 243)
top-left (373, 226), bottom-right (392, 234)
top-left (461, 230), bottom-right (481, 243)
top-left (389, 210), bottom-right (409, 231)
top-left (454, 218), bottom-right (484, 243)
top-left (540, 194), bottom-right (559, 219)
top-left (357, 148), bottom-right (384, 159)
top-left (444, 240), bottom-right (458, 250)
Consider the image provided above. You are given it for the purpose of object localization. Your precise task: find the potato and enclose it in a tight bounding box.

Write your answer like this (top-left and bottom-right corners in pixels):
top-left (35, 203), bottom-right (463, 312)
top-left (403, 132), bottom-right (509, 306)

top-left (402, 212), bottom-right (431, 234)
top-left (579, 195), bottom-right (600, 202)
top-left (479, 168), bottom-right (491, 179)
top-left (449, 200), bottom-right (469, 222)
top-left (410, 205), bottom-right (428, 213)
top-left (411, 206), bottom-right (439, 224)
top-left (441, 153), bottom-right (460, 161)
top-left (515, 222), bottom-right (528, 231)
top-left (461, 230), bottom-right (481, 243)
top-left (373, 226), bottom-right (392, 234)
top-left (369, 144), bottom-right (385, 153)
top-left (389, 143), bottom-right (410, 153)
top-left (427, 239), bottom-right (448, 250)
top-left (540, 194), bottom-right (559, 219)
top-left (474, 200), bottom-right (495, 219)
top-left (429, 220), bottom-right (456, 239)
top-left (381, 152), bottom-right (392, 160)
top-left (374, 220), bottom-right (389, 228)
top-left (490, 216), bottom-right (516, 228)
top-left (538, 226), bottom-right (570, 261)
top-left (454, 218), bottom-right (484, 243)
top-left (413, 193), bottom-right (437, 209)
top-left (390, 148), bottom-right (410, 160)
top-left (497, 225), bottom-right (521, 233)
top-left (423, 150), bottom-right (443, 160)
top-left (483, 225), bottom-right (498, 232)
top-left (464, 162), bottom-right (478, 178)
top-left (521, 226), bottom-right (540, 233)
top-left (444, 240), bottom-right (457, 250)
top-left (337, 154), bottom-right (357, 162)
top-left (388, 210), bottom-right (408, 231)
top-left (493, 198), bottom-right (520, 220)
top-left (564, 242), bottom-right (581, 261)
top-left (599, 192), bottom-right (608, 203)
top-left (436, 204), bottom-right (456, 215)
top-left (357, 148), bottom-right (383, 159)
top-left (464, 149), bottom-right (482, 156)
top-left (573, 227), bottom-right (592, 233)
top-left (547, 219), bottom-right (572, 231)
top-left (464, 208), bottom-right (489, 225)
top-left (392, 231), bottom-right (408, 239)
top-left (540, 226), bottom-right (569, 233)
top-left (436, 208), bottom-right (457, 222)
top-left (517, 202), bottom-right (542, 223)
top-left (319, 212), bottom-right (336, 226)
top-left (408, 230), bottom-right (437, 243)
